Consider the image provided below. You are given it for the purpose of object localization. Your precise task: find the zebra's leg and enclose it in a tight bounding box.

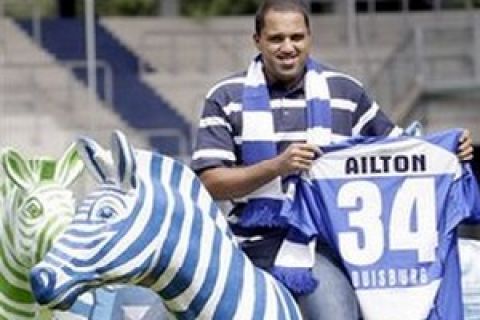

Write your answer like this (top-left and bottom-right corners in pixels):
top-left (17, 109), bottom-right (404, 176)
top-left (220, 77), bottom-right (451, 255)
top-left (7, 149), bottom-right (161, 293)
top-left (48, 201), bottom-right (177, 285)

top-left (50, 289), bottom-right (118, 320)
top-left (296, 248), bottom-right (360, 320)
top-left (109, 286), bottom-right (172, 320)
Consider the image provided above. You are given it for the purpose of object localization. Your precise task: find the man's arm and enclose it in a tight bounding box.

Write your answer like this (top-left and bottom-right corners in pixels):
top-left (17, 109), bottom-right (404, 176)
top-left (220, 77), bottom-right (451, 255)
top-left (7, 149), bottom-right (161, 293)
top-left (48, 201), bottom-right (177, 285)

top-left (200, 143), bottom-right (319, 200)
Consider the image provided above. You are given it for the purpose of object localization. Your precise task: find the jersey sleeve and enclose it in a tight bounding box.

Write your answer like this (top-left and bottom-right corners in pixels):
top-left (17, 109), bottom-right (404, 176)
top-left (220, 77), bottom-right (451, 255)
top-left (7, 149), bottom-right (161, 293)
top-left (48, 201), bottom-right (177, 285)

top-left (458, 164), bottom-right (480, 223)
top-left (353, 92), bottom-right (401, 137)
top-left (446, 164), bottom-right (480, 229)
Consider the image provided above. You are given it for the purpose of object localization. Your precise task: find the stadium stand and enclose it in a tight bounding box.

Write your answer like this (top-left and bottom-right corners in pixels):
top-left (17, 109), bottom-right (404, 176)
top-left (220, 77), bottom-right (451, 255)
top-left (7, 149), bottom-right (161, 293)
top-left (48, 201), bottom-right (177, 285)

top-left (102, 12), bottom-right (480, 138)
top-left (15, 18), bottom-right (192, 159)
top-left (101, 15), bottom-right (399, 126)
top-left (2, 7), bottom-right (480, 156)
top-left (0, 18), bottom-right (151, 159)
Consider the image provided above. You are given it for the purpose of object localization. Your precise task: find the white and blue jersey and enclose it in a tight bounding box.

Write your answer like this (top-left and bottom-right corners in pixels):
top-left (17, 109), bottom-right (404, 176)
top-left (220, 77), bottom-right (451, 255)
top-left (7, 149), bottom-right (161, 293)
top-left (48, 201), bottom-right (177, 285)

top-left (283, 129), bottom-right (480, 319)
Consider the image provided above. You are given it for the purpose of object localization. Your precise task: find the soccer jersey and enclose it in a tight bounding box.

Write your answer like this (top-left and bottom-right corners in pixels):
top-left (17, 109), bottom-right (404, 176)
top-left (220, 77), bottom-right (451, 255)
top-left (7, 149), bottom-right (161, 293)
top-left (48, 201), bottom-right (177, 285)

top-left (282, 129), bottom-right (480, 319)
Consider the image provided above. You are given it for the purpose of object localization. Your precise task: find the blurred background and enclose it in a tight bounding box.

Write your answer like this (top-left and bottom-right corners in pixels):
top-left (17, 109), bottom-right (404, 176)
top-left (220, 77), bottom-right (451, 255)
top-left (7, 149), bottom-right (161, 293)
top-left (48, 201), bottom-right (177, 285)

top-left (1, 0), bottom-right (480, 169)
top-left (1, 1), bottom-right (480, 318)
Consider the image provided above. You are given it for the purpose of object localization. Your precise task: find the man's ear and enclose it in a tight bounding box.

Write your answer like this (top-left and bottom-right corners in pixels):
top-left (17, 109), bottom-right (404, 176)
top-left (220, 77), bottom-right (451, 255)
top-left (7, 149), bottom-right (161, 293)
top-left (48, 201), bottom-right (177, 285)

top-left (253, 33), bottom-right (261, 50)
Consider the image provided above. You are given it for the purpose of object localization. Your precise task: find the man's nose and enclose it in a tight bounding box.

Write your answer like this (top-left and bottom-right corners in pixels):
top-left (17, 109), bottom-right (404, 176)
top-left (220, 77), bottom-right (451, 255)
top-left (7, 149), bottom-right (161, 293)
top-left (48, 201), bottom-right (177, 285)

top-left (280, 38), bottom-right (295, 52)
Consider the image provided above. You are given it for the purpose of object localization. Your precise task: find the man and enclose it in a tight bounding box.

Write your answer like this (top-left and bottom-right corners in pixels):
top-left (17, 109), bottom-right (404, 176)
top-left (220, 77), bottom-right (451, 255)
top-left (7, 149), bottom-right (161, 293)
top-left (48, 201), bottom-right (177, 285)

top-left (191, 0), bottom-right (473, 319)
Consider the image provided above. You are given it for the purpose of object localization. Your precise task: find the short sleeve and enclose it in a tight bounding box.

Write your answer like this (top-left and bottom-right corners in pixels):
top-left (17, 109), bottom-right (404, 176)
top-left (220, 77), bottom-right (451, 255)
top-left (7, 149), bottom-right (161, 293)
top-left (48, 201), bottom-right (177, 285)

top-left (353, 92), bottom-right (399, 137)
top-left (191, 95), bottom-right (237, 174)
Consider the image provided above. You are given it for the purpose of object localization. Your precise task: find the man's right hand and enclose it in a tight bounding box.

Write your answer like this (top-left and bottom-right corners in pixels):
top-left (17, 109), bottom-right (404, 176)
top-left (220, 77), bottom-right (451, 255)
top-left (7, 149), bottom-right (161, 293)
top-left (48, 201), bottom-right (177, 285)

top-left (272, 143), bottom-right (321, 176)
top-left (199, 143), bottom-right (321, 200)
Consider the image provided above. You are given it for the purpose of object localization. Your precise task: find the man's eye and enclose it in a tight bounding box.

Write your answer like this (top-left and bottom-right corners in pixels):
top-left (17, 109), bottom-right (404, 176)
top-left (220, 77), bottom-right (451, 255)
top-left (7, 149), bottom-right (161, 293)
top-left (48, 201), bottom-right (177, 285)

top-left (291, 34), bottom-right (305, 41)
top-left (268, 36), bottom-right (283, 43)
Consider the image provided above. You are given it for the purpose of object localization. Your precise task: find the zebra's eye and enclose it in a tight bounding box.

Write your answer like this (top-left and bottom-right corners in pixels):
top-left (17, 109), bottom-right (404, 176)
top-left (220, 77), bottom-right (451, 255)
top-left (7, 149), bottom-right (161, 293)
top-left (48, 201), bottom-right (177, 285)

top-left (98, 206), bottom-right (116, 219)
top-left (88, 195), bottom-right (125, 221)
top-left (23, 198), bottom-right (43, 218)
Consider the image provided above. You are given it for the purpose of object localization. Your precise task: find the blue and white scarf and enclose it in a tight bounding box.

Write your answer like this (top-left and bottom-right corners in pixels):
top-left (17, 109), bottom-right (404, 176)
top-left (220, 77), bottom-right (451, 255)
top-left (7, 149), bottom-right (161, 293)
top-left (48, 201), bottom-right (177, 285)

top-left (239, 55), bottom-right (332, 295)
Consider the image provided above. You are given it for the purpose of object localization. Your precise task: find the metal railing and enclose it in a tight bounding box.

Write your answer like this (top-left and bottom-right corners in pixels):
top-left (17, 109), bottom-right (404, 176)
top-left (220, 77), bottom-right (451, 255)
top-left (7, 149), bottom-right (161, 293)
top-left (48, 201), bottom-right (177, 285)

top-left (0, 60), bottom-right (190, 160)
top-left (65, 60), bottom-right (114, 108)
top-left (364, 12), bottom-right (480, 123)
top-left (367, 30), bottom-right (421, 122)
top-left (414, 14), bottom-right (480, 92)
top-left (1, 60), bottom-right (113, 112)
top-left (0, 61), bottom-right (114, 150)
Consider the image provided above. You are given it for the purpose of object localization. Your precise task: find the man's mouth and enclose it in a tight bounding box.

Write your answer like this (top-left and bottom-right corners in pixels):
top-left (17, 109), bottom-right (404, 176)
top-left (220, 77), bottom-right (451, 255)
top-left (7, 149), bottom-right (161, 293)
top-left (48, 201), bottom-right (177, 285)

top-left (278, 56), bottom-right (298, 67)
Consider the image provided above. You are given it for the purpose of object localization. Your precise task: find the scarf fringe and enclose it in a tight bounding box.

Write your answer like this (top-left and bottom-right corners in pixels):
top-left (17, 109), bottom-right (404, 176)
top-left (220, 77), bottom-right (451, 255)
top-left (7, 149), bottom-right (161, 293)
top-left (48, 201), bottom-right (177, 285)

top-left (270, 266), bottom-right (318, 296)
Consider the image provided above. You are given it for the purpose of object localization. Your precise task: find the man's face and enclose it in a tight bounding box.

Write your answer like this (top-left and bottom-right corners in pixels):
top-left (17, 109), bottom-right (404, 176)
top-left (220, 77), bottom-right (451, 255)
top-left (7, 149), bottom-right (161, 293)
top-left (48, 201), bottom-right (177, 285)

top-left (254, 9), bottom-right (312, 86)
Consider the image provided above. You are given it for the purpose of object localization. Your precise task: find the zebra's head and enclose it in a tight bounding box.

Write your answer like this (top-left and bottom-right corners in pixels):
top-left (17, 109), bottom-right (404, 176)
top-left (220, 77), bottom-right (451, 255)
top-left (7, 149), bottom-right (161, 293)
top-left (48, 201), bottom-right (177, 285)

top-left (1, 144), bottom-right (84, 269)
top-left (31, 131), bottom-right (148, 310)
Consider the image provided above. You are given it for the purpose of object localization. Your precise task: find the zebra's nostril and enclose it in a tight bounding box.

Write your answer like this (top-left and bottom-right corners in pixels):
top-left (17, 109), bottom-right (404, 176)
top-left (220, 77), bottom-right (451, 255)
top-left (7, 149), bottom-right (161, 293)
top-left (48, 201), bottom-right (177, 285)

top-left (30, 267), bottom-right (56, 305)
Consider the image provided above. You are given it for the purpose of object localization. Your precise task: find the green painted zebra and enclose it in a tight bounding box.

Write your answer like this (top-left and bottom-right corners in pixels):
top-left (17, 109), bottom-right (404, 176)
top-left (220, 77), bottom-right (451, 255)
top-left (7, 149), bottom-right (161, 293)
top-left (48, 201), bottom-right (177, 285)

top-left (0, 145), bottom-right (110, 320)
top-left (31, 131), bottom-right (302, 319)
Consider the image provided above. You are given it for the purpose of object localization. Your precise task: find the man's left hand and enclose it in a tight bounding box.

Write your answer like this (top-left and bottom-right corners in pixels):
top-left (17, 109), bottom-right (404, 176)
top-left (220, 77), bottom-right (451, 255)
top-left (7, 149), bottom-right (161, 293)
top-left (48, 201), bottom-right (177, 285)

top-left (458, 129), bottom-right (474, 161)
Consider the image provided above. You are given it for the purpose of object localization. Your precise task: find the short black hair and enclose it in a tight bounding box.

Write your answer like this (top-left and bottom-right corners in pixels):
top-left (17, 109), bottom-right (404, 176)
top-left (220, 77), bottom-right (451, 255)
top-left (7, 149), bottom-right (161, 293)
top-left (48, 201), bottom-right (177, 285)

top-left (255, 0), bottom-right (310, 35)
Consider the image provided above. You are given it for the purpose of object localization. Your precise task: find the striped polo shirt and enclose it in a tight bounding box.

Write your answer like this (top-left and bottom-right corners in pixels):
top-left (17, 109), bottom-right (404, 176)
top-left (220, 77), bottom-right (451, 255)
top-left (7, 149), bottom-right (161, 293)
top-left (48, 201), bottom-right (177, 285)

top-left (192, 63), bottom-right (402, 177)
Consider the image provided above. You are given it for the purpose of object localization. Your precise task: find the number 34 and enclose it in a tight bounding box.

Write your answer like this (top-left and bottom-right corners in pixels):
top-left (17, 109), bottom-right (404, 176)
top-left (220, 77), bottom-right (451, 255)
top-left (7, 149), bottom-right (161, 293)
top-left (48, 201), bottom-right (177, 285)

top-left (338, 177), bottom-right (438, 266)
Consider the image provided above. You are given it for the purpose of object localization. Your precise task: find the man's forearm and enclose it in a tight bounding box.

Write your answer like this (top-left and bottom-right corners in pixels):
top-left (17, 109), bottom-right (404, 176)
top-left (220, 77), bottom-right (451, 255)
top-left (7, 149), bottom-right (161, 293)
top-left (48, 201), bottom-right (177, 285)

top-left (199, 159), bottom-right (281, 200)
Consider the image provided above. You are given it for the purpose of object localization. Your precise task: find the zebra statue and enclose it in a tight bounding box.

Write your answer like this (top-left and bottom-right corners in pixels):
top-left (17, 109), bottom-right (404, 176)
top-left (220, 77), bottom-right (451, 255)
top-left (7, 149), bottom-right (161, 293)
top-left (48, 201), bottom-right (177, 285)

top-left (30, 131), bottom-right (303, 320)
top-left (0, 145), bottom-right (114, 320)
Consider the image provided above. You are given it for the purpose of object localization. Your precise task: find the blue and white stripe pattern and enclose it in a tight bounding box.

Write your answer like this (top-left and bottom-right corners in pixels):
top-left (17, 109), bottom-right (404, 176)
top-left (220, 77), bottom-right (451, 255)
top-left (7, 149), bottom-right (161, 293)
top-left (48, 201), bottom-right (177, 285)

top-left (30, 131), bottom-right (303, 320)
top-left (240, 56), bottom-right (332, 201)
top-left (192, 59), bottom-right (403, 175)
top-left (237, 56), bottom-right (336, 294)
top-left (191, 56), bottom-right (403, 294)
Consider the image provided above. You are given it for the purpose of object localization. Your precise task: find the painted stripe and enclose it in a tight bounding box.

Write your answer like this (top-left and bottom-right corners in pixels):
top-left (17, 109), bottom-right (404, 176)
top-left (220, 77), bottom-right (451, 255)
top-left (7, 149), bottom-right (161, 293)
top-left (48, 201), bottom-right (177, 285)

top-left (270, 278), bottom-right (287, 320)
top-left (263, 275), bottom-right (280, 320)
top-left (212, 249), bottom-right (244, 319)
top-left (232, 258), bottom-right (256, 320)
top-left (173, 229), bottom-right (222, 319)
top-left (196, 234), bottom-right (234, 318)
top-left (148, 161), bottom-right (190, 290)
top-left (251, 269), bottom-right (267, 320)
top-left (162, 204), bottom-right (215, 309)
top-left (153, 166), bottom-right (196, 293)
top-left (85, 144), bottom-right (106, 182)
top-left (140, 157), bottom-right (177, 289)
top-left (275, 281), bottom-right (302, 320)
top-left (160, 200), bottom-right (203, 299)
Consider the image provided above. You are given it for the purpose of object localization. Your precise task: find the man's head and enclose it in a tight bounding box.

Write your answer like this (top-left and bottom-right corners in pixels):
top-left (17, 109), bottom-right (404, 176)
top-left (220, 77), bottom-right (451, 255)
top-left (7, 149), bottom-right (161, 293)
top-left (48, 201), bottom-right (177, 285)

top-left (254, 0), bottom-right (312, 87)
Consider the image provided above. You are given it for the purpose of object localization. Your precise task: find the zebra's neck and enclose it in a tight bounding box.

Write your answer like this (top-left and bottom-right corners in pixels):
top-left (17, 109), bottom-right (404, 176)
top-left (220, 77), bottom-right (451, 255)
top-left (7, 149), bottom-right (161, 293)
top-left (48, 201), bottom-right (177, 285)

top-left (0, 220), bottom-right (38, 319)
top-left (133, 155), bottom-right (249, 318)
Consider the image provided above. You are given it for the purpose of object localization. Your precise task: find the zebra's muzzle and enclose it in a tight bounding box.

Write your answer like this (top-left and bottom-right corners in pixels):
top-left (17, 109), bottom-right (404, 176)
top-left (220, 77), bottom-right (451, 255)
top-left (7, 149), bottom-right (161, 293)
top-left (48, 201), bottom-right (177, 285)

top-left (30, 267), bottom-right (58, 306)
top-left (30, 265), bottom-right (86, 311)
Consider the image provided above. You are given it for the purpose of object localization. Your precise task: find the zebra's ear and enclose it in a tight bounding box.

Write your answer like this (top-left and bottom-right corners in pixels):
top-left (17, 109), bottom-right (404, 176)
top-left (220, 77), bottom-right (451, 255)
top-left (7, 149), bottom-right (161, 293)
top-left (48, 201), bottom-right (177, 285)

top-left (111, 130), bottom-right (137, 192)
top-left (54, 142), bottom-right (85, 187)
top-left (76, 136), bottom-right (114, 183)
top-left (1, 148), bottom-right (36, 191)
